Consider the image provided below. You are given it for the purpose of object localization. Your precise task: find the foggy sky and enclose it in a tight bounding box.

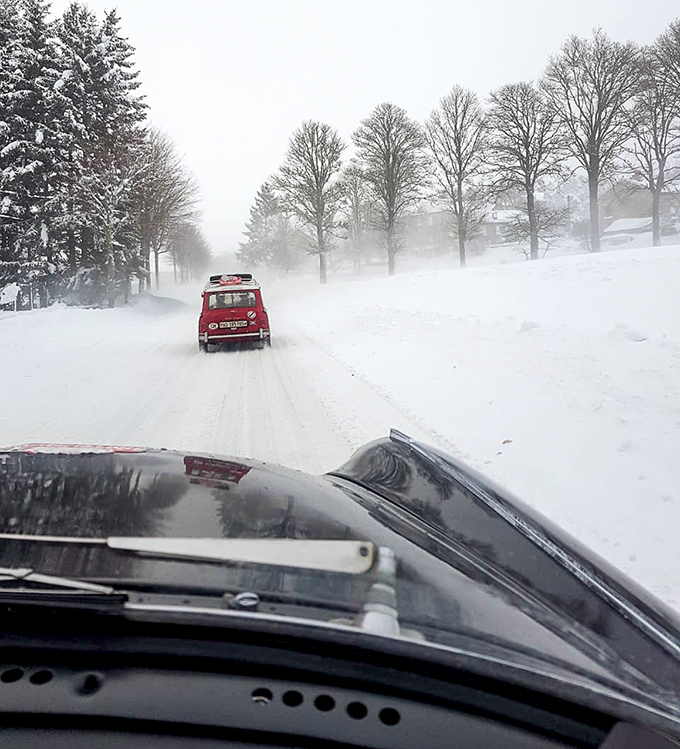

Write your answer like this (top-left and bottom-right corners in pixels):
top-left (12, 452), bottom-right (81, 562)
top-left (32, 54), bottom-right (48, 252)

top-left (49, 0), bottom-right (680, 256)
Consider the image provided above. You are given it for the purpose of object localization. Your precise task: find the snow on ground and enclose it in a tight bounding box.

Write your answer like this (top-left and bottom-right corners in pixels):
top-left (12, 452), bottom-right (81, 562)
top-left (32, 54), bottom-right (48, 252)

top-left (1, 244), bottom-right (679, 612)
top-left (275, 244), bottom-right (680, 611)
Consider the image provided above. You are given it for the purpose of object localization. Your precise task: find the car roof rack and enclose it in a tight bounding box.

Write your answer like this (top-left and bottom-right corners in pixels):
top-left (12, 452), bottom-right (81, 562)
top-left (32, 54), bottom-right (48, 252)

top-left (203, 274), bottom-right (259, 294)
top-left (209, 273), bottom-right (253, 284)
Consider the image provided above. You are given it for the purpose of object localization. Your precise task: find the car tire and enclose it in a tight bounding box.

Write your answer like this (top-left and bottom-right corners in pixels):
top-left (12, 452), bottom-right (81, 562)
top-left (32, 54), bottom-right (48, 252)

top-left (199, 340), bottom-right (208, 353)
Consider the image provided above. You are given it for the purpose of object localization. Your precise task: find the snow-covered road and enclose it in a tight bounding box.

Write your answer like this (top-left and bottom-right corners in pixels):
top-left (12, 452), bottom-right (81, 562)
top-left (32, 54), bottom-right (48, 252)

top-left (0, 293), bottom-right (444, 475)
top-left (1, 244), bottom-right (680, 613)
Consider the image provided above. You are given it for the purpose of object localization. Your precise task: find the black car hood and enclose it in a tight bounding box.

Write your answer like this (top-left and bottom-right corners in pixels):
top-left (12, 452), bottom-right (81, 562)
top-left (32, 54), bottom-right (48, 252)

top-left (1, 438), bottom-right (680, 717)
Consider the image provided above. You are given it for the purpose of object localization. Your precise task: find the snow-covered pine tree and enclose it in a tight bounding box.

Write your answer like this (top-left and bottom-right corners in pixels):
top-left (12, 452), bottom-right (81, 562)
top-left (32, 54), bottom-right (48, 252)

top-left (236, 182), bottom-right (281, 267)
top-left (55, 4), bottom-right (147, 303)
top-left (95, 9), bottom-right (146, 161)
top-left (0, 0), bottom-right (66, 298)
top-left (83, 7), bottom-right (147, 301)
top-left (53, 2), bottom-right (102, 273)
top-left (0, 0), bottom-right (23, 277)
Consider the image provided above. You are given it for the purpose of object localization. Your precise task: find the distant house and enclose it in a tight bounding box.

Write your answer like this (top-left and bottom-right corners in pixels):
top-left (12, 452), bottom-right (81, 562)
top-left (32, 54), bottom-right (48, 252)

top-left (600, 181), bottom-right (680, 224)
top-left (402, 206), bottom-right (530, 257)
top-left (402, 210), bottom-right (452, 255)
top-left (481, 210), bottom-right (523, 244)
top-left (602, 217), bottom-right (653, 236)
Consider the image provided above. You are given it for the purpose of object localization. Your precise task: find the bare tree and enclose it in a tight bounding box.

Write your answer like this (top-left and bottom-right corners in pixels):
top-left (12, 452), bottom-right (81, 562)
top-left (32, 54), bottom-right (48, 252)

top-left (626, 43), bottom-right (680, 245)
top-left (505, 203), bottom-right (569, 258)
top-left (486, 82), bottom-right (566, 259)
top-left (134, 129), bottom-right (199, 288)
top-left (269, 211), bottom-right (304, 275)
top-left (337, 159), bottom-right (373, 273)
top-left (542, 30), bottom-right (639, 252)
top-left (656, 19), bottom-right (680, 92)
top-left (169, 222), bottom-right (211, 283)
top-left (353, 103), bottom-right (429, 275)
top-left (273, 120), bottom-right (345, 284)
top-left (425, 87), bottom-right (487, 268)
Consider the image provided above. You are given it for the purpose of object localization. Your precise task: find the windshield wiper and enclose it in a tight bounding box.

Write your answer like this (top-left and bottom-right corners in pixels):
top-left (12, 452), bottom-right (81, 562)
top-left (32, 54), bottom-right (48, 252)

top-left (0, 567), bottom-right (127, 611)
top-left (0, 535), bottom-right (376, 574)
top-left (0, 567), bottom-right (116, 593)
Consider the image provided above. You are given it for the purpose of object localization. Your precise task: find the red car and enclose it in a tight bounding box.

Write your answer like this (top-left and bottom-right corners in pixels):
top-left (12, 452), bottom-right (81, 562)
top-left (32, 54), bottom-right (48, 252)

top-left (198, 274), bottom-right (271, 351)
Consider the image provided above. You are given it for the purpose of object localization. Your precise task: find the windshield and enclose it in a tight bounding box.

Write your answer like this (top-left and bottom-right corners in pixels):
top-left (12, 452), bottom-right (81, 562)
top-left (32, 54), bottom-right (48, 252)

top-left (1, 0), bottom-right (680, 718)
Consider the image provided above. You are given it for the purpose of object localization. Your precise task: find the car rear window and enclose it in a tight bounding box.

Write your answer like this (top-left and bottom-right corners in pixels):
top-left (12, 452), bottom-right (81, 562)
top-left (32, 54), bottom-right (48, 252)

top-left (208, 292), bottom-right (257, 310)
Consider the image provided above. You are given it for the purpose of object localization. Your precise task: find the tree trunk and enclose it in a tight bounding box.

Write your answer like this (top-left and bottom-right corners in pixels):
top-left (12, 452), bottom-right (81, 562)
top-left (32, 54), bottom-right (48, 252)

top-left (318, 251), bottom-right (327, 284)
top-left (154, 248), bottom-right (160, 288)
top-left (80, 227), bottom-right (88, 266)
top-left (139, 236), bottom-right (150, 292)
top-left (527, 188), bottom-right (539, 260)
top-left (588, 166), bottom-right (600, 252)
top-left (386, 223), bottom-right (396, 276)
top-left (67, 197), bottom-right (76, 271)
top-left (457, 213), bottom-right (466, 269)
top-left (316, 224), bottom-right (327, 284)
top-left (652, 187), bottom-right (661, 247)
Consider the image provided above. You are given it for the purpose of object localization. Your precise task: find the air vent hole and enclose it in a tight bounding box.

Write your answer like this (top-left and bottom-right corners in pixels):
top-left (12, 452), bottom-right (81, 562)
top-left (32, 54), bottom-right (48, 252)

top-left (78, 673), bottom-right (103, 695)
top-left (379, 707), bottom-right (400, 726)
top-left (1, 668), bottom-right (24, 683)
top-left (29, 670), bottom-right (53, 685)
top-left (347, 701), bottom-right (368, 720)
top-left (251, 687), bottom-right (273, 705)
top-left (282, 690), bottom-right (303, 707)
top-left (314, 695), bottom-right (335, 712)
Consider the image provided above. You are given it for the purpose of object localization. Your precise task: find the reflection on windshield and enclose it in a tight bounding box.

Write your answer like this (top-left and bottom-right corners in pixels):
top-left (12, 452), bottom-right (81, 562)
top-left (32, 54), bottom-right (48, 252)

top-left (184, 456), bottom-right (251, 487)
top-left (0, 452), bottom-right (186, 578)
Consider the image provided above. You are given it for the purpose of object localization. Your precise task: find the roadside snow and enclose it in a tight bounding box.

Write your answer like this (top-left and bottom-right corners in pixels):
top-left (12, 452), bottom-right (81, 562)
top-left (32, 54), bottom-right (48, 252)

top-left (0, 245), bottom-right (679, 612)
top-left (271, 244), bottom-right (680, 611)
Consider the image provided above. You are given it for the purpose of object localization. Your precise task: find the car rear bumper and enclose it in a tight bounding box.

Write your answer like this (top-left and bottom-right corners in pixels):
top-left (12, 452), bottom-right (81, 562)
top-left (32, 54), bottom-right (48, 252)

top-left (200, 330), bottom-right (270, 342)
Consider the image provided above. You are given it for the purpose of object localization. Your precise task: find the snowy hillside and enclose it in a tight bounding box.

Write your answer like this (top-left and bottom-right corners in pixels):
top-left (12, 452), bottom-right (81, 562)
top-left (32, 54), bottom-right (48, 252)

top-left (1, 244), bottom-right (679, 612)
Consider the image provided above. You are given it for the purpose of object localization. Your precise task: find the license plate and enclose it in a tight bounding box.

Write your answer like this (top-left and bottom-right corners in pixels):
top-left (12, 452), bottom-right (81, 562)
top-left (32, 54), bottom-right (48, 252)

top-left (219, 320), bottom-right (248, 329)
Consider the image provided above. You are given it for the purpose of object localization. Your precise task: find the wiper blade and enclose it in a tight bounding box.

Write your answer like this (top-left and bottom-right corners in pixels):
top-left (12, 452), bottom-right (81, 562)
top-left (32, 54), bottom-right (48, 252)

top-left (0, 589), bottom-right (127, 611)
top-left (0, 536), bottom-right (376, 574)
top-left (0, 567), bottom-right (116, 593)
top-left (0, 567), bottom-right (126, 611)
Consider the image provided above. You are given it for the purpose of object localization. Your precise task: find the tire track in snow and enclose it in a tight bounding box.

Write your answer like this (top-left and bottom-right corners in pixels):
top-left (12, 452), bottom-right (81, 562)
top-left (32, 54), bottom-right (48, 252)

top-left (273, 311), bottom-right (463, 462)
top-left (1, 302), bottom-right (453, 474)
